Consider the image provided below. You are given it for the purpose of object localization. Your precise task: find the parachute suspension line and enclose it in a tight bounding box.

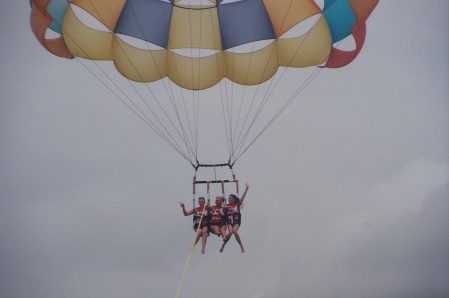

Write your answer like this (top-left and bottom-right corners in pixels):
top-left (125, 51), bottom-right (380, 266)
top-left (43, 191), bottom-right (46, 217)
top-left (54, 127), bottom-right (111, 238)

top-left (217, 2), bottom-right (245, 165)
top-left (56, 1), bottom-right (199, 165)
top-left (146, 1), bottom-right (201, 163)
top-left (235, 67), bottom-right (322, 163)
top-left (236, 39), bottom-right (356, 162)
top-left (223, 0), bottom-right (286, 164)
top-left (226, 72), bottom-right (235, 163)
top-left (72, 59), bottom-right (193, 163)
top-left (207, 7), bottom-right (232, 161)
top-left (164, 54), bottom-right (199, 164)
top-left (232, 6), bottom-right (326, 163)
top-left (264, 36), bottom-right (358, 124)
top-left (193, 8), bottom-right (206, 160)
top-left (211, 4), bottom-right (233, 163)
top-left (230, 0), bottom-right (295, 160)
top-left (218, 70), bottom-right (235, 163)
top-left (155, 1), bottom-right (200, 163)
top-left (192, 174), bottom-right (196, 211)
top-left (230, 1), bottom-right (268, 160)
top-left (224, 3), bottom-right (238, 164)
top-left (171, 5), bottom-right (202, 163)
top-left (233, 71), bottom-right (322, 164)
top-left (63, 2), bottom-right (188, 156)
top-left (237, 69), bottom-right (323, 160)
top-left (231, 0), bottom-right (345, 163)
top-left (232, 170), bottom-right (239, 204)
top-left (236, 178), bottom-right (240, 197)
top-left (229, 0), bottom-right (295, 161)
top-left (230, 0), bottom-right (252, 163)
top-left (233, 20), bottom-right (326, 161)
top-left (220, 1), bottom-right (273, 165)
top-left (56, 25), bottom-right (194, 163)
top-left (221, 180), bottom-right (227, 204)
top-left (193, 92), bottom-right (200, 164)
top-left (218, 75), bottom-right (232, 162)
top-left (175, 181), bottom-right (210, 298)
top-left (121, 0), bottom-right (200, 163)
top-left (112, 3), bottom-right (201, 163)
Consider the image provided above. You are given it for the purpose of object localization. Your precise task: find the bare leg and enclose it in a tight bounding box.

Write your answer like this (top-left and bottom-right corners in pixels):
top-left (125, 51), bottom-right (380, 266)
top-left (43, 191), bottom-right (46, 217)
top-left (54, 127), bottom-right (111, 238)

top-left (201, 227), bottom-right (208, 254)
top-left (220, 225), bottom-right (227, 239)
top-left (224, 224), bottom-right (234, 241)
top-left (219, 240), bottom-right (227, 253)
top-left (220, 225), bottom-right (233, 253)
top-left (233, 224), bottom-right (245, 253)
top-left (191, 229), bottom-right (203, 252)
top-left (234, 232), bottom-right (245, 253)
top-left (194, 230), bottom-right (202, 245)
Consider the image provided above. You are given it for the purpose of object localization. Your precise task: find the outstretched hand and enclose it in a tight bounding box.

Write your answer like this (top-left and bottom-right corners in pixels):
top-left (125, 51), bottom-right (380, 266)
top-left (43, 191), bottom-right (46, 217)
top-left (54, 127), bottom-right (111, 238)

top-left (179, 202), bottom-right (185, 208)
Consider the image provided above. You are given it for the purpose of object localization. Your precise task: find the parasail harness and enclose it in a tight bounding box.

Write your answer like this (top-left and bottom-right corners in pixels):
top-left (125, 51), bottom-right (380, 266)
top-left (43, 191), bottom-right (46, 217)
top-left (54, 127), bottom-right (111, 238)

top-left (192, 163), bottom-right (240, 228)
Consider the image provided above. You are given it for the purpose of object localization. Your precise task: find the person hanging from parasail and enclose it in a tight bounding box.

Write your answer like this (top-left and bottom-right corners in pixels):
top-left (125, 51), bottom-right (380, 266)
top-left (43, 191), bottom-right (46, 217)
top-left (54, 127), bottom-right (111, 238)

top-left (180, 197), bottom-right (210, 254)
top-left (209, 196), bottom-right (227, 240)
top-left (220, 182), bottom-right (249, 253)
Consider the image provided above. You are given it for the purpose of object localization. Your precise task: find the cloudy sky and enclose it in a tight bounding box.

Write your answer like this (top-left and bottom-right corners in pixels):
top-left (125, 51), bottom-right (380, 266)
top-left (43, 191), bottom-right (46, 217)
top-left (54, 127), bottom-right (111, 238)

top-left (1, 1), bottom-right (448, 298)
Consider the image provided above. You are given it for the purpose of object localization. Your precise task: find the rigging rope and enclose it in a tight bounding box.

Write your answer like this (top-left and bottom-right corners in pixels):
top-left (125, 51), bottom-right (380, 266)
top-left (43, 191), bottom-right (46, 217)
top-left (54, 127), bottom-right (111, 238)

top-left (46, 0), bottom-right (339, 168)
top-left (49, 1), bottom-right (199, 165)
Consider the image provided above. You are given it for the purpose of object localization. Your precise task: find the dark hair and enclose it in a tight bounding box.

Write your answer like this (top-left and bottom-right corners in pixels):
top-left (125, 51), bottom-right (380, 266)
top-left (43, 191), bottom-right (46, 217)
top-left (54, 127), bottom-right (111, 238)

top-left (228, 194), bottom-right (239, 205)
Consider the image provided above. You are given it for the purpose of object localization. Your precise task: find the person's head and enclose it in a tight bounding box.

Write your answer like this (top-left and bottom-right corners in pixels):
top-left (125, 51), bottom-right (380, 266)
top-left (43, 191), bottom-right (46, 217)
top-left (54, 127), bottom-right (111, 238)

top-left (215, 196), bottom-right (224, 206)
top-left (228, 194), bottom-right (239, 205)
top-left (198, 197), bottom-right (205, 207)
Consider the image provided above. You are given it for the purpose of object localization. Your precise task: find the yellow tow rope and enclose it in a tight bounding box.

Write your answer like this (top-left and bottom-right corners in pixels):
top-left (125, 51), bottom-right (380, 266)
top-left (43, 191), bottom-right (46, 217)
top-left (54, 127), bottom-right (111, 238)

top-left (175, 183), bottom-right (210, 298)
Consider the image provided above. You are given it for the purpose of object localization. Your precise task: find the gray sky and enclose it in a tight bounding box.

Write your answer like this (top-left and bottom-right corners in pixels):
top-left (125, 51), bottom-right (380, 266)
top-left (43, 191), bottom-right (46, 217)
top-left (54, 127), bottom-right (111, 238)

top-left (1, 1), bottom-right (449, 298)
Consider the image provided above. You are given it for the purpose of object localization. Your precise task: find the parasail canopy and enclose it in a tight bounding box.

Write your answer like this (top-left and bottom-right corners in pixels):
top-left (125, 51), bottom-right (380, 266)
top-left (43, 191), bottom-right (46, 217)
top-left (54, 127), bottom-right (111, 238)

top-left (30, 0), bottom-right (379, 168)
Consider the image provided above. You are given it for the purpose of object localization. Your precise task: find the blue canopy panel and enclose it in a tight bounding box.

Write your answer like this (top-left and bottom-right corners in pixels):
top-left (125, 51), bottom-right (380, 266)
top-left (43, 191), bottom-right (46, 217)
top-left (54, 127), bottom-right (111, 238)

top-left (218, 0), bottom-right (275, 50)
top-left (322, 0), bottom-right (356, 43)
top-left (115, 0), bottom-right (173, 48)
top-left (47, 0), bottom-right (70, 33)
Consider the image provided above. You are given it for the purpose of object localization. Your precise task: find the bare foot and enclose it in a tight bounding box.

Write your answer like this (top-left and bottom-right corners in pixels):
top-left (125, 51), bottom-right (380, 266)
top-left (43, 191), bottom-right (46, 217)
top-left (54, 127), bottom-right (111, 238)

top-left (219, 247), bottom-right (224, 253)
top-left (201, 249), bottom-right (205, 254)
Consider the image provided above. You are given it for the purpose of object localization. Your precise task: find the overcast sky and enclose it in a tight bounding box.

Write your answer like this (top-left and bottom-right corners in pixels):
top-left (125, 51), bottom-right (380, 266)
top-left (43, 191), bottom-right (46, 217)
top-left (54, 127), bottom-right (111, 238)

top-left (1, 1), bottom-right (449, 298)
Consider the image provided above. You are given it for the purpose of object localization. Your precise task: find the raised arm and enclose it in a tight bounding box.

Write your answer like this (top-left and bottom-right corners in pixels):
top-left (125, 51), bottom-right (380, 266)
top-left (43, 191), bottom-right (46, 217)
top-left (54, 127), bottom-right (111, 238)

top-left (239, 182), bottom-right (249, 206)
top-left (179, 202), bottom-right (194, 216)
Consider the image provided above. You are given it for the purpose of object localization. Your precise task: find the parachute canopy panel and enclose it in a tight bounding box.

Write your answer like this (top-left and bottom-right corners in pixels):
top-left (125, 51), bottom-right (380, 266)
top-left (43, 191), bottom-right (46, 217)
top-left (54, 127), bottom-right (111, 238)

top-left (322, 0), bottom-right (356, 43)
top-left (30, 3), bottom-right (73, 58)
top-left (262, 0), bottom-right (322, 37)
top-left (62, 4), bottom-right (114, 60)
top-left (218, 0), bottom-right (275, 50)
top-left (71, 0), bottom-right (127, 31)
top-left (46, 0), bottom-right (70, 33)
top-left (115, 0), bottom-right (172, 49)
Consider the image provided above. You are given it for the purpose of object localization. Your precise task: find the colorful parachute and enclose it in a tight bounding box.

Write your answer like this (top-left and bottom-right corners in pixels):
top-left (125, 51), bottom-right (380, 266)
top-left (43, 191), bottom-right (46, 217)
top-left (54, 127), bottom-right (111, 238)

top-left (30, 0), bottom-right (378, 89)
top-left (30, 0), bottom-right (378, 167)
